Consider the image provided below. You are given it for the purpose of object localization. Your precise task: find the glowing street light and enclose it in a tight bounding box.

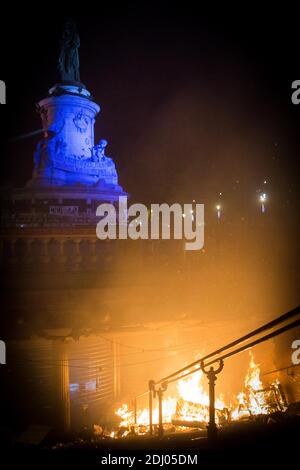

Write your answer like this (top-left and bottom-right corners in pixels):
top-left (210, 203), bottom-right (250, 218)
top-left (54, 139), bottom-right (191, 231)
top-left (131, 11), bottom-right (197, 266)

top-left (216, 204), bottom-right (222, 220)
top-left (259, 193), bottom-right (267, 213)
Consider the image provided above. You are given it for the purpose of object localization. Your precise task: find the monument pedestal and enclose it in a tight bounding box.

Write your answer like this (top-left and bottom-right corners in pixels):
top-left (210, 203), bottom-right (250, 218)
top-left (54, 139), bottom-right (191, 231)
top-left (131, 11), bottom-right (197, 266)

top-left (28, 82), bottom-right (123, 189)
top-left (3, 82), bottom-right (127, 229)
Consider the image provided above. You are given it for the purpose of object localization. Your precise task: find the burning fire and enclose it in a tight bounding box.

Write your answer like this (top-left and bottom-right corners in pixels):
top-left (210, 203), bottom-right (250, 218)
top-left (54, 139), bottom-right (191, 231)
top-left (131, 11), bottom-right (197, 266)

top-left (231, 352), bottom-right (287, 420)
top-left (175, 369), bottom-right (226, 424)
top-left (231, 351), bottom-right (267, 419)
top-left (116, 368), bottom-right (225, 428)
top-left (115, 351), bottom-right (287, 434)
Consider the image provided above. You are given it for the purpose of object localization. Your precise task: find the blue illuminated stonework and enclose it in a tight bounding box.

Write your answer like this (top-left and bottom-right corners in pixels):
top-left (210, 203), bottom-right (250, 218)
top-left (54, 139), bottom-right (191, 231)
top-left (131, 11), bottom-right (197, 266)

top-left (28, 83), bottom-right (124, 192)
top-left (2, 82), bottom-right (127, 228)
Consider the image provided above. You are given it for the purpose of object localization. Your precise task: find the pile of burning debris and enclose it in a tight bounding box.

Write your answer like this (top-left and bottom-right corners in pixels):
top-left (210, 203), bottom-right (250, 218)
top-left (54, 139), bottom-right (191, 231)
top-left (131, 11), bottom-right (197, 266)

top-left (46, 352), bottom-right (300, 453)
top-left (111, 353), bottom-right (288, 438)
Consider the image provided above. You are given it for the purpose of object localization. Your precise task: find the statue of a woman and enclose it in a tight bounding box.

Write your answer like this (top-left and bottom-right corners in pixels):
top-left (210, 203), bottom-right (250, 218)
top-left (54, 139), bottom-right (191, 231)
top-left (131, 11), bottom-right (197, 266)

top-left (58, 19), bottom-right (80, 82)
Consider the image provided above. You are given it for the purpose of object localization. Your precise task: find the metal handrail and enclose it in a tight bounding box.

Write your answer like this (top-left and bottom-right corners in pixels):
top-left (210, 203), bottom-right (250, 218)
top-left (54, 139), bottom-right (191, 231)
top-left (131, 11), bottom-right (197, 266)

top-left (200, 317), bottom-right (300, 369)
top-left (132, 306), bottom-right (300, 399)
top-left (156, 306), bottom-right (300, 385)
top-left (262, 362), bottom-right (300, 376)
top-left (164, 316), bottom-right (300, 385)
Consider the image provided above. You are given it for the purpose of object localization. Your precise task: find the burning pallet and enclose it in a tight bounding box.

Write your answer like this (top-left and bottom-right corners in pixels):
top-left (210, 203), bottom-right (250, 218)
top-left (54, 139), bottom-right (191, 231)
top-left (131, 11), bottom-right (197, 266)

top-left (171, 398), bottom-right (229, 429)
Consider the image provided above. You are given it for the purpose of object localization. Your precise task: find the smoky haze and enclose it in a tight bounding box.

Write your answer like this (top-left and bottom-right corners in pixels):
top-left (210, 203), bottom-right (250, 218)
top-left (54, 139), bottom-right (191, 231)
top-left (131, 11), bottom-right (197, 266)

top-left (0, 6), bottom-right (299, 401)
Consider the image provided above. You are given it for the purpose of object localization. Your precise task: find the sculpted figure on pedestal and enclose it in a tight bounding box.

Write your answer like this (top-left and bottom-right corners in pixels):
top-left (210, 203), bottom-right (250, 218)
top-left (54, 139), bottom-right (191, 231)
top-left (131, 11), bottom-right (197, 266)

top-left (58, 19), bottom-right (80, 82)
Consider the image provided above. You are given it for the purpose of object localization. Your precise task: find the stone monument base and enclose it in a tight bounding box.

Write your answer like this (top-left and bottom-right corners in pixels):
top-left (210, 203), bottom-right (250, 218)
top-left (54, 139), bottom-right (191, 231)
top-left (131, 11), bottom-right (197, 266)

top-left (3, 183), bottom-right (127, 228)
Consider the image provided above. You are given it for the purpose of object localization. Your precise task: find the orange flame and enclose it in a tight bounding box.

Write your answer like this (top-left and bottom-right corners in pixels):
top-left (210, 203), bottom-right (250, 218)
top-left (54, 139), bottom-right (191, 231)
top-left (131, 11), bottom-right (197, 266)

top-left (115, 351), bottom-right (286, 433)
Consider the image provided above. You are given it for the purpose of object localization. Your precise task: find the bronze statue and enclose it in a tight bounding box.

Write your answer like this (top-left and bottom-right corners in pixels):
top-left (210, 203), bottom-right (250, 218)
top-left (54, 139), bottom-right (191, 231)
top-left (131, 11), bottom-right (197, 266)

top-left (58, 19), bottom-right (80, 82)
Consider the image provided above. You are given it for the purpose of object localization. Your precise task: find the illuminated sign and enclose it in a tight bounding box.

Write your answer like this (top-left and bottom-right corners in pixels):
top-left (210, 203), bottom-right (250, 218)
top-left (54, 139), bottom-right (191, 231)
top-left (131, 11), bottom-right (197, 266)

top-left (49, 206), bottom-right (79, 216)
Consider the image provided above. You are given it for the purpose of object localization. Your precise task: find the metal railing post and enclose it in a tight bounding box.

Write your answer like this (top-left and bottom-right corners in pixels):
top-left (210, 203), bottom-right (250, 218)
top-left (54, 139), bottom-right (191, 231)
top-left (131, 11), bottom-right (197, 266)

top-left (201, 359), bottom-right (224, 441)
top-left (134, 397), bottom-right (137, 425)
top-left (148, 380), bottom-right (155, 435)
top-left (158, 382), bottom-right (168, 438)
top-left (158, 388), bottom-right (164, 438)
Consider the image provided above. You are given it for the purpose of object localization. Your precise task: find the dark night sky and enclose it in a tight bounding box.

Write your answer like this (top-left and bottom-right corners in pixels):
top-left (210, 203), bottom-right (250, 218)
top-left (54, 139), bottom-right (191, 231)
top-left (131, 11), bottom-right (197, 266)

top-left (0, 2), bottom-right (299, 337)
top-left (0, 3), bottom-right (299, 209)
